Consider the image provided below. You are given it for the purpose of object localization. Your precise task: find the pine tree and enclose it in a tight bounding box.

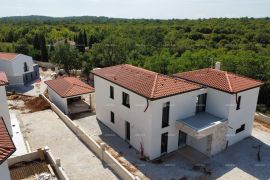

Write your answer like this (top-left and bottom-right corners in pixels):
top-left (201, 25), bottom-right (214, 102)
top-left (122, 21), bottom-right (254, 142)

top-left (77, 31), bottom-right (85, 53)
top-left (83, 30), bottom-right (88, 47)
top-left (39, 34), bottom-right (48, 62)
top-left (33, 33), bottom-right (40, 50)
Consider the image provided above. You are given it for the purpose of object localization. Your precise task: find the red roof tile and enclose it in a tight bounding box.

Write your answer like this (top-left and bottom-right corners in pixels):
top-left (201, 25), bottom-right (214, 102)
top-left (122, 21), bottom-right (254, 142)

top-left (0, 52), bottom-right (18, 61)
top-left (0, 117), bottom-right (16, 165)
top-left (0, 71), bottom-right (8, 86)
top-left (45, 77), bottom-right (95, 98)
top-left (92, 64), bottom-right (202, 99)
top-left (175, 68), bottom-right (264, 93)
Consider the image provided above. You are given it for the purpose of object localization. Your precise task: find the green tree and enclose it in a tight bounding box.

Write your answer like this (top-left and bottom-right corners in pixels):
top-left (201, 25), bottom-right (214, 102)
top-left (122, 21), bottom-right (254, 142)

top-left (51, 44), bottom-right (79, 74)
top-left (39, 34), bottom-right (48, 62)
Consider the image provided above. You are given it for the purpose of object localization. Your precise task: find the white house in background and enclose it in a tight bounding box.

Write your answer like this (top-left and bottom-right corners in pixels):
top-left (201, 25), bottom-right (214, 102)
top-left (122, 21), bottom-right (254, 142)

top-left (92, 64), bottom-right (263, 160)
top-left (45, 77), bottom-right (95, 116)
top-left (0, 71), bottom-right (12, 136)
top-left (0, 52), bottom-right (40, 86)
top-left (0, 71), bottom-right (16, 180)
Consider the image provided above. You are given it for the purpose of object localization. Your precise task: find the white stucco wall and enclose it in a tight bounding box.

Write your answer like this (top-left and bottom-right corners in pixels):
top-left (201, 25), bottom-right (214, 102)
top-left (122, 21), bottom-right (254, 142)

top-left (205, 87), bottom-right (260, 146)
top-left (226, 87), bottom-right (260, 145)
top-left (0, 161), bottom-right (11, 180)
top-left (94, 74), bottom-right (260, 159)
top-left (149, 88), bottom-right (206, 159)
top-left (0, 86), bottom-right (12, 136)
top-left (94, 75), bottom-right (207, 159)
top-left (94, 76), bottom-right (153, 158)
top-left (47, 87), bottom-right (68, 114)
top-left (0, 54), bottom-right (34, 85)
top-left (205, 88), bottom-right (232, 119)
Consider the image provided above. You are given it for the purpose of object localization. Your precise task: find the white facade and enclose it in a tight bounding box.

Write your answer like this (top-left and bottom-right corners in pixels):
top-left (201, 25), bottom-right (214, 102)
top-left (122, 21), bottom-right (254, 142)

top-left (0, 161), bottom-right (11, 180)
top-left (47, 87), bottom-right (68, 114)
top-left (0, 86), bottom-right (12, 136)
top-left (0, 84), bottom-right (12, 180)
top-left (0, 54), bottom-right (39, 85)
top-left (94, 75), bottom-right (261, 160)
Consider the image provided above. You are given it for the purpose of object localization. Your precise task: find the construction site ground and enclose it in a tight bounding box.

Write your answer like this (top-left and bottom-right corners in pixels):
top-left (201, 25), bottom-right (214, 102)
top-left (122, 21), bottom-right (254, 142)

top-left (9, 97), bottom-right (118, 180)
top-left (74, 112), bottom-right (270, 180)
top-left (8, 94), bottom-right (270, 180)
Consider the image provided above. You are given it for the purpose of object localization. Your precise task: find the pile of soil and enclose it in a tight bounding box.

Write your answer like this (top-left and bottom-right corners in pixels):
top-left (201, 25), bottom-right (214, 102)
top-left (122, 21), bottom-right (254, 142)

top-left (24, 96), bottom-right (51, 113)
top-left (8, 94), bottom-right (50, 113)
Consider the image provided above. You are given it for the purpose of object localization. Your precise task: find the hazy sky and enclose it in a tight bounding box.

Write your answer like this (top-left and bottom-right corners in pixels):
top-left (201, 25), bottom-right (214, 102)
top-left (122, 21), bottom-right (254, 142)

top-left (1, 0), bottom-right (270, 19)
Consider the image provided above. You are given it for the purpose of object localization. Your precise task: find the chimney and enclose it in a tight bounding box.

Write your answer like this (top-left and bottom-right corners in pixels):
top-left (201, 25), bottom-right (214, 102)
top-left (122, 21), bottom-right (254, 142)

top-left (215, 62), bottom-right (221, 70)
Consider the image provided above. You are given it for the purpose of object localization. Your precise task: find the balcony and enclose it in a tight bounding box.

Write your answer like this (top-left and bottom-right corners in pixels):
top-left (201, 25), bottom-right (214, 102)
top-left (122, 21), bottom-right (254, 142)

top-left (175, 112), bottom-right (227, 139)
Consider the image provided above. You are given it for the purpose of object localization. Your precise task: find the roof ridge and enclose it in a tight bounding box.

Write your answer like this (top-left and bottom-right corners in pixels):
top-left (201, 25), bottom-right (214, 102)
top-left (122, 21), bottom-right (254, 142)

top-left (225, 72), bottom-right (233, 92)
top-left (150, 74), bottom-right (159, 98)
top-left (125, 64), bottom-right (157, 75)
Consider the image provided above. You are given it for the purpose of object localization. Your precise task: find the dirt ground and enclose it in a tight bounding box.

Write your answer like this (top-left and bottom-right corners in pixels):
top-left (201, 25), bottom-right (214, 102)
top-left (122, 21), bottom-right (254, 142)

top-left (13, 108), bottom-right (118, 180)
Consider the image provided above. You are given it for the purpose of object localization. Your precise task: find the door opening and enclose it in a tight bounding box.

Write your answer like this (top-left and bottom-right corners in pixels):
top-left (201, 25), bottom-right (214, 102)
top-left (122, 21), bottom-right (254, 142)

top-left (125, 121), bottom-right (130, 142)
top-left (178, 131), bottom-right (187, 148)
top-left (161, 132), bottom-right (168, 154)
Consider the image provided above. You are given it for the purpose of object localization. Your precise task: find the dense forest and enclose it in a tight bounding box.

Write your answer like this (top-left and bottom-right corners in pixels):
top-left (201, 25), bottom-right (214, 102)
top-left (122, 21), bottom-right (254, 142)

top-left (0, 16), bottom-right (270, 109)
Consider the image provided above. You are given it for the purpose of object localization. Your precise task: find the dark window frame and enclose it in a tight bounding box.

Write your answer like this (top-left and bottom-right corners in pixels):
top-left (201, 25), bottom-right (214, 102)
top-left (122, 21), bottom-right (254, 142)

top-left (110, 86), bottom-right (114, 99)
top-left (235, 124), bottom-right (245, 134)
top-left (110, 111), bottom-right (115, 123)
top-left (122, 92), bottom-right (130, 108)
top-left (24, 62), bottom-right (29, 72)
top-left (236, 96), bottom-right (241, 110)
top-left (162, 102), bottom-right (170, 128)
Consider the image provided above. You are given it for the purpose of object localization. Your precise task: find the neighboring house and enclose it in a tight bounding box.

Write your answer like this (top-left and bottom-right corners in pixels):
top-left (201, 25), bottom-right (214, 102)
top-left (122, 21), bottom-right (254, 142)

top-left (0, 117), bottom-right (16, 180)
top-left (92, 64), bottom-right (263, 160)
top-left (0, 71), bottom-right (16, 180)
top-left (45, 77), bottom-right (95, 115)
top-left (0, 71), bottom-right (12, 136)
top-left (0, 52), bottom-right (40, 86)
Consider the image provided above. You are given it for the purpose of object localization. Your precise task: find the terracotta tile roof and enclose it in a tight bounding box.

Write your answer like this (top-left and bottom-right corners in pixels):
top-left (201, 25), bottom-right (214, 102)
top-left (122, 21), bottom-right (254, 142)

top-left (0, 52), bottom-right (18, 61)
top-left (0, 71), bottom-right (8, 86)
top-left (175, 68), bottom-right (264, 93)
top-left (0, 117), bottom-right (16, 165)
top-left (45, 77), bottom-right (95, 98)
top-left (92, 64), bottom-right (202, 99)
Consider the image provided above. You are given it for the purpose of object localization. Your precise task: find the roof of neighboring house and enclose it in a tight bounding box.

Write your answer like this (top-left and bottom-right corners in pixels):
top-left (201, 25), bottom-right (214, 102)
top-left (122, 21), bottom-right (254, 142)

top-left (0, 71), bottom-right (8, 86)
top-left (175, 68), bottom-right (264, 93)
top-left (92, 64), bottom-right (202, 100)
top-left (0, 52), bottom-right (18, 61)
top-left (0, 117), bottom-right (16, 165)
top-left (45, 77), bottom-right (95, 98)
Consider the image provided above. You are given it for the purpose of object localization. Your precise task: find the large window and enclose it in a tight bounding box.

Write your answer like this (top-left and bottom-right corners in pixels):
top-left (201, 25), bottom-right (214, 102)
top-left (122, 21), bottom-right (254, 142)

top-left (122, 92), bottom-right (130, 108)
top-left (196, 93), bottom-right (207, 113)
top-left (110, 111), bottom-right (115, 123)
top-left (162, 102), bottom-right (170, 128)
top-left (236, 96), bottom-right (241, 110)
top-left (110, 86), bottom-right (114, 99)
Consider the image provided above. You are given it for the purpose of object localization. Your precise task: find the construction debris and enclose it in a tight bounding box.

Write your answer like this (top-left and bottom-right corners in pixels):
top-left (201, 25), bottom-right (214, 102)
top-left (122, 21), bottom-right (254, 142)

top-left (35, 173), bottom-right (57, 180)
top-left (8, 94), bottom-right (50, 113)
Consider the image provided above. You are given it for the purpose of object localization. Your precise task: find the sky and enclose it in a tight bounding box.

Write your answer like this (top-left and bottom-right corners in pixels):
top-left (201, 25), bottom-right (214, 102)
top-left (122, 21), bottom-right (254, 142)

top-left (0, 0), bottom-right (270, 19)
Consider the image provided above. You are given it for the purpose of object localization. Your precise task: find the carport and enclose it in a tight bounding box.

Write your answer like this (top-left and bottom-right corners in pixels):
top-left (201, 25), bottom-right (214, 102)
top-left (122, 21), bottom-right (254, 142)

top-left (45, 77), bottom-right (95, 116)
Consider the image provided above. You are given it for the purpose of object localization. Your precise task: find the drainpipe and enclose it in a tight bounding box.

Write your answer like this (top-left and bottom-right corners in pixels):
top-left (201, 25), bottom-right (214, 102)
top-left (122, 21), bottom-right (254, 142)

top-left (144, 99), bottom-right (149, 112)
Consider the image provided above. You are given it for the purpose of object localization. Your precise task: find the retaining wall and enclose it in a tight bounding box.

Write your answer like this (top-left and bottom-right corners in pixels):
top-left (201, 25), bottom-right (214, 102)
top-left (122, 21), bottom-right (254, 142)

top-left (41, 94), bottom-right (138, 180)
top-left (255, 112), bottom-right (270, 124)
top-left (8, 148), bottom-right (69, 180)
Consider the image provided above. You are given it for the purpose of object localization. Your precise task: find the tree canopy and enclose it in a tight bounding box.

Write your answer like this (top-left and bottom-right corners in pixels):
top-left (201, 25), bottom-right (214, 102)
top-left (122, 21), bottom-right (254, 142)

top-left (0, 16), bottom-right (270, 108)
